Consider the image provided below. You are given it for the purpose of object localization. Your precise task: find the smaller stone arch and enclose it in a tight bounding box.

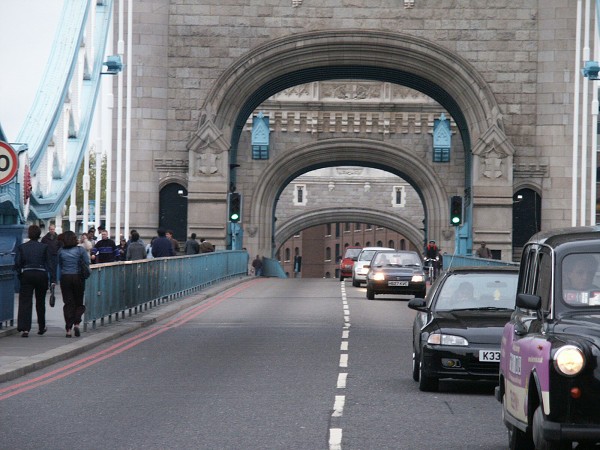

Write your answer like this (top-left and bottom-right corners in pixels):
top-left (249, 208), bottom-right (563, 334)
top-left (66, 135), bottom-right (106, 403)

top-left (248, 137), bottom-right (452, 257)
top-left (275, 207), bottom-right (424, 252)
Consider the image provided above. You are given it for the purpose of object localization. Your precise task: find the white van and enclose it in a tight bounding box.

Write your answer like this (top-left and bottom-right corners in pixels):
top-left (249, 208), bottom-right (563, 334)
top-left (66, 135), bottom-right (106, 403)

top-left (351, 246), bottom-right (394, 287)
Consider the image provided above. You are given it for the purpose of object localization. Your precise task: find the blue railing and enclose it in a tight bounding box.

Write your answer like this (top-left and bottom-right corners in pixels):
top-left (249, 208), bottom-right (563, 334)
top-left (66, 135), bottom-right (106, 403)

top-left (262, 257), bottom-right (288, 278)
top-left (84, 251), bottom-right (249, 329)
top-left (442, 254), bottom-right (519, 270)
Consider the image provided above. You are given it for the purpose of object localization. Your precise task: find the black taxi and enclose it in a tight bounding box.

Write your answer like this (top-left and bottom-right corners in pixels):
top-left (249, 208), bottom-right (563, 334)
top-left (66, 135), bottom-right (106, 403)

top-left (496, 226), bottom-right (600, 449)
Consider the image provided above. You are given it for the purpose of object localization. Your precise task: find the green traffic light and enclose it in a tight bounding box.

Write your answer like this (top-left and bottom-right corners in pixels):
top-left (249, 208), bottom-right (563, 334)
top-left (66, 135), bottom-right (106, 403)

top-left (451, 216), bottom-right (460, 224)
top-left (230, 213), bottom-right (239, 221)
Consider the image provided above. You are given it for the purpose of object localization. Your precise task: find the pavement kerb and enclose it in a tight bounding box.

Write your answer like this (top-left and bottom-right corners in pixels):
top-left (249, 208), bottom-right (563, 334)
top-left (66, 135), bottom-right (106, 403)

top-left (0, 276), bottom-right (251, 384)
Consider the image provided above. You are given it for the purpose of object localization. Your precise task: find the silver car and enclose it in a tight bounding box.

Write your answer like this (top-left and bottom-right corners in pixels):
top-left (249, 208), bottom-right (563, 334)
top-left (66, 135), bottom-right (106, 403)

top-left (351, 246), bottom-right (394, 287)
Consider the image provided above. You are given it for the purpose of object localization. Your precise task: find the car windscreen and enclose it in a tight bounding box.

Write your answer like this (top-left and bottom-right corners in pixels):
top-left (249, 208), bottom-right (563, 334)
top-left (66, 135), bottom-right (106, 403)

top-left (344, 248), bottom-right (362, 259)
top-left (358, 250), bottom-right (378, 261)
top-left (561, 253), bottom-right (600, 307)
top-left (433, 273), bottom-right (518, 311)
top-left (372, 252), bottom-right (421, 268)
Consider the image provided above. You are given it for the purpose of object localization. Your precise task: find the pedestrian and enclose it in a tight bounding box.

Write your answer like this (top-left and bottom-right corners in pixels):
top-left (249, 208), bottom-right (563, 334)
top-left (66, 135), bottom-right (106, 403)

top-left (166, 230), bottom-right (180, 255)
top-left (57, 230), bottom-right (90, 338)
top-left (117, 236), bottom-right (128, 260)
top-left (475, 242), bottom-right (492, 259)
top-left (13, 224), bottom-right (54, 337)
top-left (91, 229), bottom-right (120, 263)
top-left (199, 238), bottom-right (214, 253)
top-left (146, 237), bottom-right (155, 259)
top-left (184, 232), bottom-right (200, 255)
top-left (152, 228), bottom-right (175, 258)
top-left (41, 223), bottom-right (62, 281)
top-left (79, 233), bottom-right (93, 255)
top-left (252, 255), bottom-right (263, 276)
top-left (87, 227), bottom-right (97, 244)
top-left (126, 231), bottom-right (147, 261)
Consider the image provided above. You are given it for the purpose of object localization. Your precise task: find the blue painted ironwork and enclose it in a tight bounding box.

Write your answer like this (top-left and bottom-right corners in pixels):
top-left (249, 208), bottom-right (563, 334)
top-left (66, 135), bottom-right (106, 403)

top-left (251, 112), bottom-right (270, 159)
top-left (17, 0), bottom-right (114, 219)
top-left (83, 251), bottom-right (249, 329)
top-left (0, 225), bottom-right (24, 327)
top-left (442, 254), bottom-right (518, 270)
top-left (262, 257), bottom-right (287, 278)
top-left (433, 113), bottom-right (451, 162)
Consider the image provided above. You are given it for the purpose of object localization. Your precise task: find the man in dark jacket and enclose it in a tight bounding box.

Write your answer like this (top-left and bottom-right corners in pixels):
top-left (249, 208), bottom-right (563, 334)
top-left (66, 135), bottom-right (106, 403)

top-left (184, 233), bottom-right (200, 255)
top-left (41, 223), bottom-right (62, 280)
top-left (92, 229), bottom-right (120, 263)
top-left (152, 228), bottom-right (175, 258)
top-left (14, 225), bottom-right (54, 337)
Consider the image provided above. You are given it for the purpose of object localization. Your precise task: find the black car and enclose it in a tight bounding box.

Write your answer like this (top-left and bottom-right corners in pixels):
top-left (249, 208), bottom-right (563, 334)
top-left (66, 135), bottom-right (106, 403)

top-left (408, 266), bottom-right (518, 392)
top-left (364, 250), bottom-right (426, 299)
top-left (496, 226), bottom-right (600, 449)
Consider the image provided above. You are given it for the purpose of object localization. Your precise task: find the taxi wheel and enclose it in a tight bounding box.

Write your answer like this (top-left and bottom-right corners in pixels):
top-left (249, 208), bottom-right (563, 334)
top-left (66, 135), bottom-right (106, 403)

top-left (505, 394), bottom-right (533, 450)
top-left (533, 406), bottom-right (570, 450)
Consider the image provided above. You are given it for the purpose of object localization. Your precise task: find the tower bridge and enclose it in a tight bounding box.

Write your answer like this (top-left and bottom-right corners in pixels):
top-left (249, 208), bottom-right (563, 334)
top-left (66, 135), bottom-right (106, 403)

top-left (0, 1), bottom-right (596, 264)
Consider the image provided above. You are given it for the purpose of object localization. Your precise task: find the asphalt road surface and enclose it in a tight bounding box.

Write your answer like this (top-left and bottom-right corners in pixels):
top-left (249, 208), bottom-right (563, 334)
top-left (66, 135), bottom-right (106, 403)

top-left (0, 278), bottom-right (508, 449)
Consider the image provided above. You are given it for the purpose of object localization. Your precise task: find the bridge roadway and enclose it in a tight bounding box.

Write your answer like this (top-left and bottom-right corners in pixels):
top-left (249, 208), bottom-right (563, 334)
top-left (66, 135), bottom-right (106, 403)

top-left (0, 277), bottom-right (507, 449)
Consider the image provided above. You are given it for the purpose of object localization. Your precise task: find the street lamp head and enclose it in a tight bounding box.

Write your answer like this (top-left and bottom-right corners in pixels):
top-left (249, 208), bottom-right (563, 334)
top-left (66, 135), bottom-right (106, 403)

top-left (101, 55), bottom-right (123, 75)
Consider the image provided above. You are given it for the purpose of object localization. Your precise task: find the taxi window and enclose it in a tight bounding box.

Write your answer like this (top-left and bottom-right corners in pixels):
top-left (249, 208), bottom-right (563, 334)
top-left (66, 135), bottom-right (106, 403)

top-left (534, 250), bottom-right (552, 311)
top-left (561, 253), bottom-right (600, 307)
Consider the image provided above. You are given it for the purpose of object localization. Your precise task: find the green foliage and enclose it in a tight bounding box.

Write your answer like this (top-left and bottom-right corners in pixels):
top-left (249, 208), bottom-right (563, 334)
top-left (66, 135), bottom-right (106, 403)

top-left (67, 152), bottom-right (107, 213)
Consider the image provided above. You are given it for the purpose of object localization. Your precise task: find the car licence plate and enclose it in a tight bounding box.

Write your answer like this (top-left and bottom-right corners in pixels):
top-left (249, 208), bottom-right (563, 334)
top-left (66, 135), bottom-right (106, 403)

top-left (388, 281), bottom-right (409, 286)
top-left (479, 350), bottom-right (500, 362)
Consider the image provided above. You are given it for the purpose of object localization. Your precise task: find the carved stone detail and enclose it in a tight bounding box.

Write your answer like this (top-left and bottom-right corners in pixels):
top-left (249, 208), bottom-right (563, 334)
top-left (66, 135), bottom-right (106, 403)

top-left (187, 117), bottom-right (230, 178)
top-left (154, 158), bottom-right (188, 173)
top-left (472, 123), bottom-right (515, 182)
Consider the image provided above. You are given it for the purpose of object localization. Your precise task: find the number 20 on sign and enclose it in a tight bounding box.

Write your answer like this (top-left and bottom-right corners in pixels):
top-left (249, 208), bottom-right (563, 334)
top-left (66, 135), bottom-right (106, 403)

top-left (0, 141), bottom-right (18, 186)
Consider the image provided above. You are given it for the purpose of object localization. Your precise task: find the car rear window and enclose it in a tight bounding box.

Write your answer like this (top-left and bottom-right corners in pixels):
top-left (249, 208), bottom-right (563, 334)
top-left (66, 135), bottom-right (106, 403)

top-left (343, 248), bottom-right (362, 259)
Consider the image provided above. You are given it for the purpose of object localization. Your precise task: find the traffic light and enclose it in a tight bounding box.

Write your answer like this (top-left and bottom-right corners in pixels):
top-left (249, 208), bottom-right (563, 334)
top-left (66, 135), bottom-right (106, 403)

top-left (450, 196), bottom-right (463, 226)
top-left (229, 192), bottom-right (241, 223)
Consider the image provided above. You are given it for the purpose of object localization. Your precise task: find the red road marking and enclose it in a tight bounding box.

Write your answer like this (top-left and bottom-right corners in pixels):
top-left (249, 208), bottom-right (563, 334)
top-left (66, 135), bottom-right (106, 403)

top-left (0, 279), bottom-right (264, 401)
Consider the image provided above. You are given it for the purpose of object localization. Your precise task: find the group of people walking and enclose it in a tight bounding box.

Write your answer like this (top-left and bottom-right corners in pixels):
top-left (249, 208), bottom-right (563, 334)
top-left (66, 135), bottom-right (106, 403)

top-left (14, 225), bottom-right (216, 338)
top-left (14, 225), bottom-right (89, 338)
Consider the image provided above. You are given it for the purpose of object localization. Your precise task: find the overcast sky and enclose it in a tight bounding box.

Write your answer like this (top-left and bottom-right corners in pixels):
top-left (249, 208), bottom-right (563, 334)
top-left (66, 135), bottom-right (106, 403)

top-left (0, 0), bottom-right (63, 142)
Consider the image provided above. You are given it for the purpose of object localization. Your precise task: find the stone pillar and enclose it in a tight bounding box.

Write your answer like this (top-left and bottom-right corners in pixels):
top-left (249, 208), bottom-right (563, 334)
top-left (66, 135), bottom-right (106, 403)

top-left (186, 117), bottom-right (231, 249)
top-left (471, 123), bottom-right (515, 261)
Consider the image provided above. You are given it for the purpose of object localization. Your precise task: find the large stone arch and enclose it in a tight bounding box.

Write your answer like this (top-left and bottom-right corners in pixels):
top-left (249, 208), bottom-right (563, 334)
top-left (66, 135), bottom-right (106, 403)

top-left (187, 29), bottom-right (514, 258)
top-left (248, 137), bottom-right (448, 257)
top-left (275, 207), bottom-right (424, 252)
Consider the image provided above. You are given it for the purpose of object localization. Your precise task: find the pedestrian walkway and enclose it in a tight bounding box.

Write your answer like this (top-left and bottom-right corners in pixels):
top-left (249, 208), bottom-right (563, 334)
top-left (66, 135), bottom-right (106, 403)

top-left (0, 276), bottom-right (248, 383)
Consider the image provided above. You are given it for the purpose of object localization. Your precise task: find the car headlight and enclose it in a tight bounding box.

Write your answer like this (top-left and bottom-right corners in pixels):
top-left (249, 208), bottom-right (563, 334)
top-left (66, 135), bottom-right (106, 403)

top-left (411, 274), bottom-right (425, 282)
top-left (371, 272), bottom-right (385, 281)
top-left (554, 345), bottom-right (585, 376)
top-left (358, 267), bottom-right (369, 275)
top-left (427, 333), bottom-right (469, 346)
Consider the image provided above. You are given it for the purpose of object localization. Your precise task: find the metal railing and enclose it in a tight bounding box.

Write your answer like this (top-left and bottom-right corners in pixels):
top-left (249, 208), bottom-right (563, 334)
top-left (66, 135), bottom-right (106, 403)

top-left (442, 254), bottom-right (519, 270)
top-left (83, 251), bottom-right (248, 329)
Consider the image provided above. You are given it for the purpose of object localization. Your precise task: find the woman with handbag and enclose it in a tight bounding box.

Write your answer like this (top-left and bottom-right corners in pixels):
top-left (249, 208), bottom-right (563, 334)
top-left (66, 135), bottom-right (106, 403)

top-left (57, 230), bottom-right (90, 337)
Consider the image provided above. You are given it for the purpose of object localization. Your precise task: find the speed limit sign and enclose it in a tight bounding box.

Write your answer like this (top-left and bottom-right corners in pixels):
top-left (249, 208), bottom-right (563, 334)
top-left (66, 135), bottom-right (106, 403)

top-left (0, 141), bottom-right (18, 185)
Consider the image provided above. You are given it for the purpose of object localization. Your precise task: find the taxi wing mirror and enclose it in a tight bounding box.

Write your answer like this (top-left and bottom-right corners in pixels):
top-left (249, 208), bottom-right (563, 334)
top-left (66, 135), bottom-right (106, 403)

top-left (516, 293), bottom-right (541, 310)
top-left (408, 298), bottom-right (427, 312)
top-left (364, 264), bottom-right (371, 269)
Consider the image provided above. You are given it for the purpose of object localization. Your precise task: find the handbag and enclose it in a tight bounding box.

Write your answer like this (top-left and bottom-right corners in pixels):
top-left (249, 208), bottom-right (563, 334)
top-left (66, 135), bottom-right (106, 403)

top-left (49, 283), bottom-right (56, 307)
top-left (79, 247), bottom-right (91, 280)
